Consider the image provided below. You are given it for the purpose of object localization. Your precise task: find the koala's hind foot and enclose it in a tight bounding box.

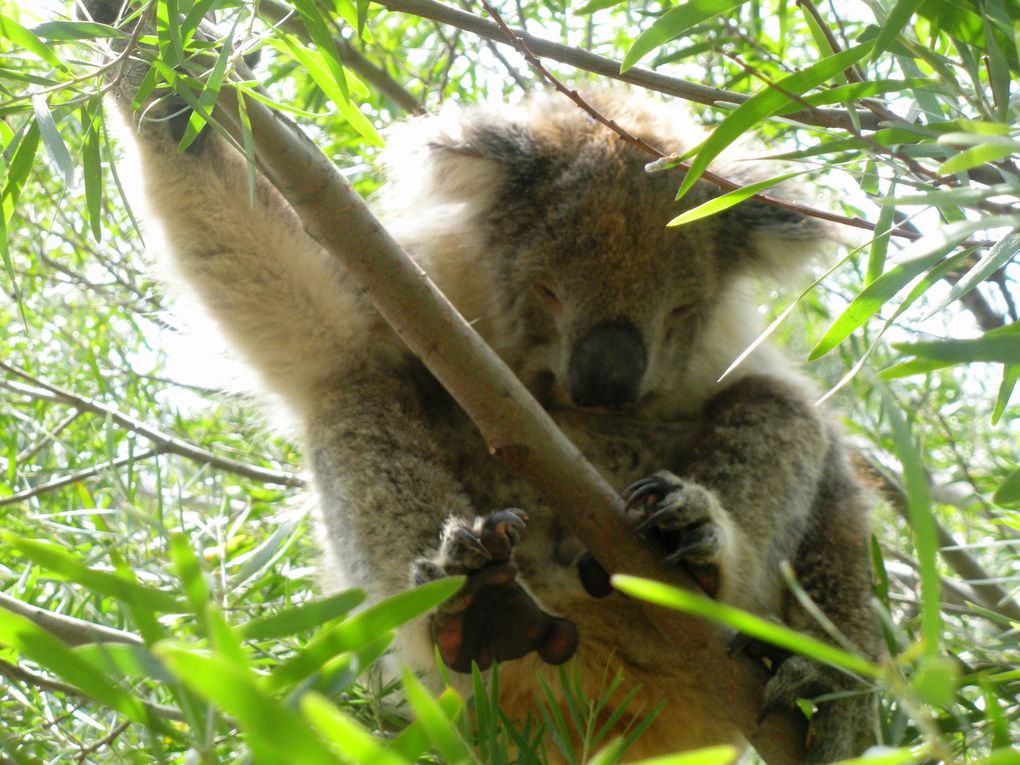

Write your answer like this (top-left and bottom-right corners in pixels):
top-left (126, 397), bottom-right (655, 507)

top-left (624, 471), bottom-right (730, 596)
top-left (759, 656), bottom-right (876, 763)
top-left (412, 509), bottom-right (579, 673)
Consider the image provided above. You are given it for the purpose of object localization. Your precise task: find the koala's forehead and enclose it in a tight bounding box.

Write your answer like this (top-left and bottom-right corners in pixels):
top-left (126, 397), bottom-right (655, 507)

top-left (491, 138), bottom-right (718, 282)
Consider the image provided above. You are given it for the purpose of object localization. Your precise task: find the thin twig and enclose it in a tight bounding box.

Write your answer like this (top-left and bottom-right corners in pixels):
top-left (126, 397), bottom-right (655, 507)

top-left (0, 366), bottom-right (303, 488)
top-left (0, 658), bottom-right (184, 722)
top-left (76, 720), bottom-right (132, 762)
top-left (0, 448), bottom-right (160, 508)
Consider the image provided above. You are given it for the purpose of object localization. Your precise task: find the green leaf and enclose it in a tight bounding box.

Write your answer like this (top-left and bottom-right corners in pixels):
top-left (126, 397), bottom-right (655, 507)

top-left (991, 364), bottom-right (1019, 424)
top-left (675, 43), bottom-right (874, 200)
top-left (0, 605), bottom-right (151, 723)
top-left (31, 95), bottom-right (74, 186)
top-left (176, 19), bottom-right (237, 152)
top-left (75, 642), bottom-right (174, 683)
top-left (81, 103), bottom-right (104, 242)
top-left (239, 589), bottom-right (366, 640)
top-left (272, 35), bottom-right (383, 147)
top-left (622, 0), bottom-right (752, 72)
top-left (629, 745), bottom-right (740, 765)
top-left (881, 388), bottom-right (941, 653)
top-left (577, 0), bottom-right (627, 13)
top-left (160, 648), bottom-right (340, 765)
top-left (300, 692), bottom-right (410, 765)
top-left (930, 233), bottom-right (1020, 318)
top-left (269, 577), bottom-right (462, 690)
top-left (3, 533), bottom-right (187, 613)
top-left (809, 217), bottom-right (1013, 359)
top-left (0, 13), bottom-right (69, 71)
top-left (992, 464), bottom-right (1020, 504)
top-left (893, 323), bottom-right (1020, 365)
top-left (667, 171), bottom-right (806, 226)
top-left (910, 654), bottom-right (960, 708)
top-left (611, 575), bottom-right (880, 678)
top-left (872, 0), bottom-right (924, 58)
top-left (402, 670), bottom-right (471, 764)
top-left (31, 20), bottom-right (127, 40)
top-left (939, 143), bottom-right (1017, 175)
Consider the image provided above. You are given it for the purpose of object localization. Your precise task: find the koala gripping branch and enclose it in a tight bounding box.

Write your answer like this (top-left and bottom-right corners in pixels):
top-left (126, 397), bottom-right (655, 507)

top-left (206, 87), bottom-right (808, 763)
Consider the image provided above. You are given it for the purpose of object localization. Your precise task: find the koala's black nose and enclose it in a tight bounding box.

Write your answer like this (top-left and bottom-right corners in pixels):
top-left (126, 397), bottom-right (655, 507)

top-left (567, 321), bottom-right (647, 408)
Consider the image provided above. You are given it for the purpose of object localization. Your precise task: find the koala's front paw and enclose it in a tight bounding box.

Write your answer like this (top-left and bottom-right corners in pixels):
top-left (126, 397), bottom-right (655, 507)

top-left (760, 656), bottom-right (875, 763)
top-left (624, 471), bottom-right (728, 595)
top-left (412, 509), bottom-right (578, 673)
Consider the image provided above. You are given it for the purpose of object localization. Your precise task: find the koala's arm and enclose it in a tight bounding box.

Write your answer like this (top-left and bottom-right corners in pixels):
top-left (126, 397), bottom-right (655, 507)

top-left (105, 79), bottom-right (399, 411)
top-left (686, 374), bottom-right (831, 609)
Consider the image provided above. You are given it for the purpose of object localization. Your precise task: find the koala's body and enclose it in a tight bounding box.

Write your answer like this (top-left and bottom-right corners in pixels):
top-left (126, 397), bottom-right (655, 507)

top-left (101, 32), bottom-right (880, 761)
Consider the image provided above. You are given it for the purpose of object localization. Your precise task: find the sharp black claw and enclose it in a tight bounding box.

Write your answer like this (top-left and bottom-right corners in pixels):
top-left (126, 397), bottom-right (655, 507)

top-left (453, 527), bottom-right (492, 559)
top-left (492, 508), bottom-right (528, 528)
top-left (634, 506), bottom-right (676, 534)
top-left (623, 478), bottom-right (664, 511)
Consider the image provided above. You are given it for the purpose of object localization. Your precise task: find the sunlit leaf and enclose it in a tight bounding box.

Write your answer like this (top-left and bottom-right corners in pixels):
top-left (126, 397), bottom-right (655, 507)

top-left (622, 0), bottom-right (752, 72)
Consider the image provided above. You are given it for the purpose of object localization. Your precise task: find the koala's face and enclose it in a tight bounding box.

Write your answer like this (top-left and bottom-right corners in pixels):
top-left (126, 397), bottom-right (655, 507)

top-left (486, 151), bottom-right (733, 415)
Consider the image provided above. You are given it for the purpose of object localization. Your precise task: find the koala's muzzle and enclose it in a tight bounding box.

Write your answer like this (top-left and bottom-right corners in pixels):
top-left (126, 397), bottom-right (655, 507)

top-left (567, 321), bottom-right (647, 408)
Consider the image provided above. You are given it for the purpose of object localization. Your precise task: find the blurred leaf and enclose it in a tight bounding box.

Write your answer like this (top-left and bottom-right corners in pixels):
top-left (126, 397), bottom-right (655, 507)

top-left (611, 575), bottom-right (880, 678)
top-left (3, 533), bottom-right (187, 612)
top-left (402, 670), bottom-right (471, 763)
top-left (992, 364), bottom-right (1019, 424)
top-left (301, 691), bottom-right (410, 764)
top-left (622, 0), bottom-right (752, 71)
top-left (239, 589), bottom-right (366, 640)
top-left (577, 0), bottom-right (626, 13)
top-left (938, 142), bottom-right (1017, 175)
top-left (629, 744), bottom-right (740, 765)
top-left (160, 648), bottom-right (340, 765)
top-left (0, 606), bottom-right (152, 723)
top-left (0, 13), bottom-right (69, 71)
top-left (31, 95), bottom-right (73, 186)
top-left (80, 102), bottom-right (103, 242)
top-left (31, 20), bottom-right (127, 40)
top-left (269, 577), bottom-right (462, 690)
top-left (894, 322), bottom-right (1020, 365)
top-left (992, 464), bottom-right (1020, 504)
top-left (910, 654), bottom-right (960, 707)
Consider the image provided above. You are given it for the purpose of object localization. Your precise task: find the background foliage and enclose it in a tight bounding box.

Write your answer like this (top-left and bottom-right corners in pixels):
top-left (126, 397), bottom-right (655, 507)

top-left (0, 0), bottom-right (1018, 762)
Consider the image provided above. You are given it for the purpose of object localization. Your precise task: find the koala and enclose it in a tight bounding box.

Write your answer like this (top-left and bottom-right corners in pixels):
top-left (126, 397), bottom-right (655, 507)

top-left (88, 3), bottom-right (881, 759)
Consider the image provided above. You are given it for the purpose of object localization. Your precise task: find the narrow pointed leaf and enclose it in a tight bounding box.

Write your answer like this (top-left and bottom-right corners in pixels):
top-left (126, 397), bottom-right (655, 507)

top-left (622, 0), bottom-right (751, 71)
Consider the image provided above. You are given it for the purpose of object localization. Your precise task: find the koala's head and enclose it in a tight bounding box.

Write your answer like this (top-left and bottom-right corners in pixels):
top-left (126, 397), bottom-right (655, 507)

top-left (380, 93), bottom-right (828, 417)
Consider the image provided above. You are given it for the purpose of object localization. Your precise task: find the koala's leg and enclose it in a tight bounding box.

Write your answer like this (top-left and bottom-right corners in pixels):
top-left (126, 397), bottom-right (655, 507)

top-left (308, 374), bottom-right (578, 674)
top-left (765, 444), bottom-right (881, 763)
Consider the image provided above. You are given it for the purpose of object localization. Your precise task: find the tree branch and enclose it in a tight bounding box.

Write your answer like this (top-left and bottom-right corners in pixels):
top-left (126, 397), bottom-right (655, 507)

top-left (372, 0), bottom-right (882, 132)
top-left (197, 67), bottom-right (810, 764)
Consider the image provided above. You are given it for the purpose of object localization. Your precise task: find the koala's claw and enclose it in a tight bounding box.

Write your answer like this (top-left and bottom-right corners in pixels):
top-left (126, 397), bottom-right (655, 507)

top-left (625, 471), bottom-right (725, 595)
top-left (414, 508), bottom-right (578, 674)
top-left (622, 475), bottom-right (667, 511)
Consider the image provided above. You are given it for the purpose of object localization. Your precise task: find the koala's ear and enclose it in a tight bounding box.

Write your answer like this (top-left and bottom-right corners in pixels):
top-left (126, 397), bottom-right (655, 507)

top-left (720, 198), bottom-right (835, 280)
top-left (380, 108), bottom-right (548, 213)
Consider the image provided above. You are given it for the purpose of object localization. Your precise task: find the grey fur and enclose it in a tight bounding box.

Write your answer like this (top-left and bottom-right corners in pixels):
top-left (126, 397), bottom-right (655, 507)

top-left (106, 77), bottom-right (880, 761)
